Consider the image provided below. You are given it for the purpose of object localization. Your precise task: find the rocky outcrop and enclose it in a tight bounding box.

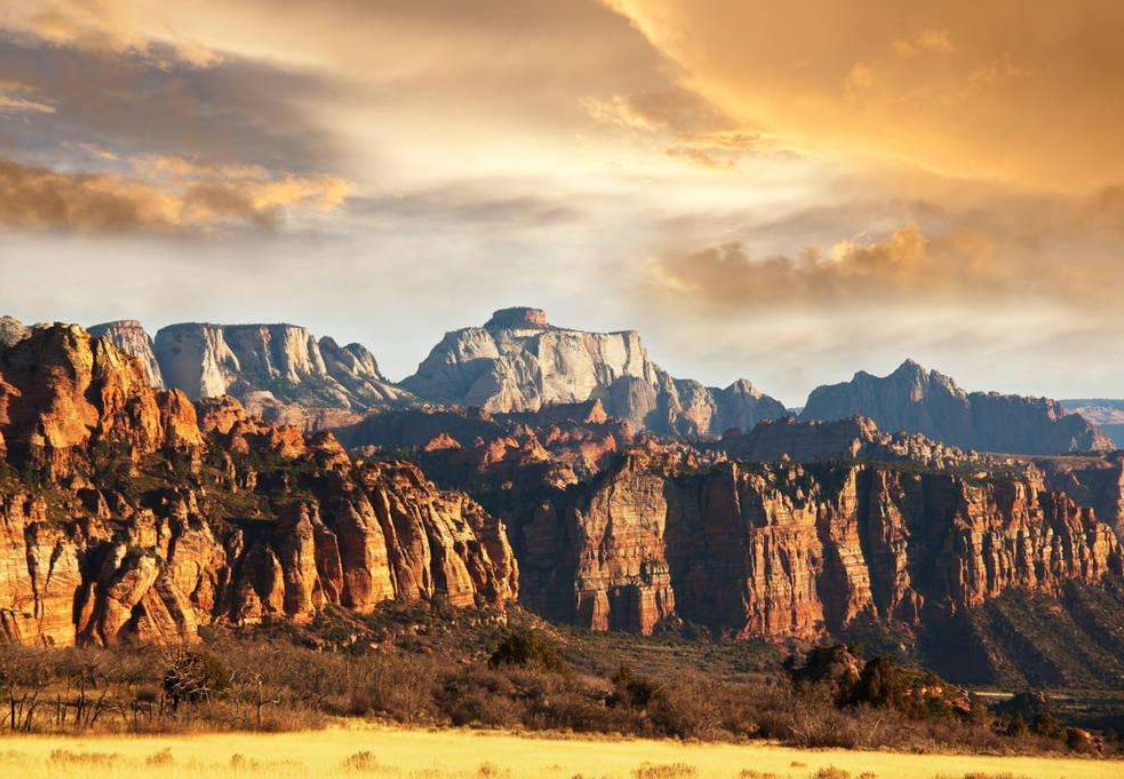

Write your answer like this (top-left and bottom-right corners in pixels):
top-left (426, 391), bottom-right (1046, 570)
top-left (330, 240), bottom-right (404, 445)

top-left (0, 316), bottom-right (29, 349)
top-left (0, 323), bottom-right (201, 462)
top-left (401, 307), bottom-right (786, 437)
top-left (89, 320), bottom-right (165, 388)
top-left (722, 416), bottom-right (975, 468)
top-left (0, 326), bottom-right (516, 646)
top-left (515, 454), bottom-right (1122, 637)
top-left (151, 322), bottom-right (415, 427)
top-left (801, 360), bottom-right (1113, 455)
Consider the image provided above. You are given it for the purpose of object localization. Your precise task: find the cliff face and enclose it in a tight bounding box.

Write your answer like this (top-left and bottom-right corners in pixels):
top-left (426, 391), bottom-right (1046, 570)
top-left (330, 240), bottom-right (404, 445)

top-left (89, 320), bottom-right (165, 388)
top-left (401, 307), bottom-right (786, 437)
top-left (516, 454), bottom-right (1122, 637)
top-left (1039, 453), bottom-right (1124, 544)
top-left (801, 360), bottom-right (1113, 455)
top-left (151, 323), bottom-right (415, 427)
top-left (0, 326), bottom-right (516, 647)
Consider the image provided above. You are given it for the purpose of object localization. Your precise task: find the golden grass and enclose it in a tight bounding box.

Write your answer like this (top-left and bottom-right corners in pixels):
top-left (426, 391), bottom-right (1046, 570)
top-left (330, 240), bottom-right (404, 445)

top-left (0, 723), bottom-right (1118, 779)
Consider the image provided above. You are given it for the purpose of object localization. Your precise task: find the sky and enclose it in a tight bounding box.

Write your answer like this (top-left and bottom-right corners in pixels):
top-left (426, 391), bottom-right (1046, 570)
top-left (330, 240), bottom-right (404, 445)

top-left (1, 0), bottom-right (1123, 406)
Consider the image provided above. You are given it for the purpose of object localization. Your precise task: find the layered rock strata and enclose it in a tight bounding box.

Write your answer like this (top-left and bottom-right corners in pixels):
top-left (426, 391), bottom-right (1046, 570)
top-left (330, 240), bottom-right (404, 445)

top-left (515, 453), bottom-right (1122, 637)
top-left (0, 325), bottom-right (516, 646)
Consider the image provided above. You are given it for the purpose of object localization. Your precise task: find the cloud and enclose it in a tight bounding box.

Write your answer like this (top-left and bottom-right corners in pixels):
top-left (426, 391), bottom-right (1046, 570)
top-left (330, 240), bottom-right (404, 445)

top-left (0, 79), bottom-right (54, 114)
top-left (583, 88), bottom-right (777, 170)
top-left (603, 0), bottom-right (1124, 191)
top-left (892, 29), bottom-right (955, 58)
top-left (0, 0), bottom-right (220, 66)
top-left (0, 154), bottom-right (351, 234)
top-left (0, 39), bottom-right (350, 177)
top-left (647, 225), bottom-right (1011, 310)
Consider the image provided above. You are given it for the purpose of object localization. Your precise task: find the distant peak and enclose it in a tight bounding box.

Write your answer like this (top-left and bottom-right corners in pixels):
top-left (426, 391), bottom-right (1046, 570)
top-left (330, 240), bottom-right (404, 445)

top-left (726, 378), bottom-right (763, 397)
top-left (485, 307), bottom-right (549, 330)
top-left (891, 359), bottom-right (929, 379)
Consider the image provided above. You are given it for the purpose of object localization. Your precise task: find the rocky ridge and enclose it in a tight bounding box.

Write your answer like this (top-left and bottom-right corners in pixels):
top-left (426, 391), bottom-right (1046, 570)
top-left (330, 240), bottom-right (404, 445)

top-left (513, 452), bottom-right (1121, 637)
top-left (0, 325), bottom-right (515, 646)
top-left (343, 407), bottom-right (1122, 640)
top-left (801, 360), bottom-right (1113, 455)
top-left (720, 415), bottom-right (977, 468)
top-left (400, 307), bottom-right (788, 438)
top-left (149, 322), bottom-right (417, 428)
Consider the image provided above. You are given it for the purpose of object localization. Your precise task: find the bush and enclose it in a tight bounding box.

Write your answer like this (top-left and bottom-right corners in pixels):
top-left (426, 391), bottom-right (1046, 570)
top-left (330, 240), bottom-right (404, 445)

top-left (162, 648), bottom-right (231, 709)
top-left (488, 629), bottom-right (568, 673)
top-left (609, 665), bottom-right (661, 708)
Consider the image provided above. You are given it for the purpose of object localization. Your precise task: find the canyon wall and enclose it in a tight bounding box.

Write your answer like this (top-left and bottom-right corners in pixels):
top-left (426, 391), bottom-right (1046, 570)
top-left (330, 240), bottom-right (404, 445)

top-left (0, 325), bottom-right (515, 646)
top-left (515, 453), bottom-right (1122, 637)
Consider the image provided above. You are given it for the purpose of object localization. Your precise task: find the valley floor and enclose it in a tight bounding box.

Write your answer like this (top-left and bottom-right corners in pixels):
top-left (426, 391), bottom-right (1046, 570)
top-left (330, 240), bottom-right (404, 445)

top-left (1, 722), bottom-right (1120, 779)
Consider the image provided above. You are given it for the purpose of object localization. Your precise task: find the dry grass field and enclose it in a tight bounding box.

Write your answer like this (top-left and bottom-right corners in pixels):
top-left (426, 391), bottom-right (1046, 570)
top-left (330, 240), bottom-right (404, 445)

top-left (0, 723), bottom-right (1119, 779)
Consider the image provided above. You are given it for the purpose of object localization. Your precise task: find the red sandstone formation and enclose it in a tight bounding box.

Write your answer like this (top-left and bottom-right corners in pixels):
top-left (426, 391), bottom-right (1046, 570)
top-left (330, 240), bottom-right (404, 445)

top-left (0, 325), bottom-right (516, 646)
top-left (517, 452), bottom-right (1122, 638)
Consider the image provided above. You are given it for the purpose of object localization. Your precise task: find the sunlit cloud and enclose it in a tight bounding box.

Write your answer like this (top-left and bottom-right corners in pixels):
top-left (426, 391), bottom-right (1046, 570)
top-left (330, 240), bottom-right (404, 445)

top-left (0, 154), bottom-right (351, 234)
top-left (0, 0), bottom-right (1122, 404)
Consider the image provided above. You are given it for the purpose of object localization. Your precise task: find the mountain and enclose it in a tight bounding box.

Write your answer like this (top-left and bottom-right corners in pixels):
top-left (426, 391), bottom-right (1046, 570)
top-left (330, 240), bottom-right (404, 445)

top-left (88, 319), bottom-right (165, 388)
top-left (401, 307), bottom-right (787, 437)
top-left (800, 359), bottom-right (1113, 455)
top-left (3, 320), bottom-right (1124, 687)
top-left (149, 322), bottom-right (417, 428)
top-left (1063, 399), bottom-right (1124, 448)
top-left (0, 325), bottom-right (515, 646)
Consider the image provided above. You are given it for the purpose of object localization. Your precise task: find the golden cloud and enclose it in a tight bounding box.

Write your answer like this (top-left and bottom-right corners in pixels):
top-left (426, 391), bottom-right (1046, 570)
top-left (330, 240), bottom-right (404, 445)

top-left (647, 225), bottom-right (1019, 311)
top-left (0, 154), bottom-right (351, 234)
top-left (0, 0), bottom-right (219, 66)
top-left (603, 0), bottom-right (1124, 192)
top-left (583, 89), bottom-right (775, 170)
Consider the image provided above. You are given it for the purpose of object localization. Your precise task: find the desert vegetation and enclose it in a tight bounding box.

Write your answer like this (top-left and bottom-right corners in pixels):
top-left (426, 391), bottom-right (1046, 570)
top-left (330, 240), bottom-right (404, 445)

top-left (0, 601), bottom-right (1118, 758)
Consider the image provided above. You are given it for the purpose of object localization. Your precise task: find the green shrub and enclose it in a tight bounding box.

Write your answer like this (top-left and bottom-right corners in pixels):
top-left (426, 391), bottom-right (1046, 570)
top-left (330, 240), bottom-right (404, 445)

top-left (488, 629), bottom-right (568, 673)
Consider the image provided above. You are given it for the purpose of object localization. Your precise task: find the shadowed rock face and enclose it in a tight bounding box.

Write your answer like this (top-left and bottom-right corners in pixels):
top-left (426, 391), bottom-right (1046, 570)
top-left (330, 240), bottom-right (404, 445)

top-left (0, 326), bottom-right (516, 646)
top-left (722, 415), bottom-right (975, 468)
top-left (801, 360), bottom-right (1113, 455)
top-left (513, 453), bottom-right (1121, 637)
top-left (401, 308), bottom-right (787, 437)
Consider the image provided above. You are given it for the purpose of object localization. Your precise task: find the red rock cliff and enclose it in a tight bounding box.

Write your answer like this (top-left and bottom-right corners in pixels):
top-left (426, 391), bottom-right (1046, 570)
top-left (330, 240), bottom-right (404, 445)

top-left (519, 454), bottom-right (1122, 637)
top-left (0, 326), bottom-right (516, 646)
